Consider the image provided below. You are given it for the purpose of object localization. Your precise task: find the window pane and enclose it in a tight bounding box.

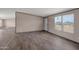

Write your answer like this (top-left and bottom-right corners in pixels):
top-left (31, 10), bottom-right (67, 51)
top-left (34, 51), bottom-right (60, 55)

top-left (63, 14), bottom-right (74, 33)
top-left (55, 16), bottom-right (62, 31)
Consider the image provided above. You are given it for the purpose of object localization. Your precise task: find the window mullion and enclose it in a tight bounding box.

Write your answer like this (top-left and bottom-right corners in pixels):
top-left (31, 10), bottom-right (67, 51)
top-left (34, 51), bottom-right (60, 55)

top-left (61, 16), bottom-right (63, 31)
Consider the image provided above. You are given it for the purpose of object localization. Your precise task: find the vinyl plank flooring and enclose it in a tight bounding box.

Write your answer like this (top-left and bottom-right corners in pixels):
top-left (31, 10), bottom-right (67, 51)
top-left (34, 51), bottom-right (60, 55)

top-left (0, 28), bottom-right (79, 50)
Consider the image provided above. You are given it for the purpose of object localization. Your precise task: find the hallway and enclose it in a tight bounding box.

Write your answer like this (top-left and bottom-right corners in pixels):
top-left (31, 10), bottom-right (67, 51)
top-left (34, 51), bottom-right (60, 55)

top-left (0, 28), bottom-right (79, 50)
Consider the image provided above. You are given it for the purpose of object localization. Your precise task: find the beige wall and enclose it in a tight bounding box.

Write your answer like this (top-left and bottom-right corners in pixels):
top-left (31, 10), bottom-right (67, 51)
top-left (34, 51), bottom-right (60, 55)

top-left (5, 19), bottom-right (15, 28)
top-left (16, 12), bottom-right (43, 33)
top-left (0, 19), bottom-right (15, 28)
top-left (47, 9), bottom-right (79, 43)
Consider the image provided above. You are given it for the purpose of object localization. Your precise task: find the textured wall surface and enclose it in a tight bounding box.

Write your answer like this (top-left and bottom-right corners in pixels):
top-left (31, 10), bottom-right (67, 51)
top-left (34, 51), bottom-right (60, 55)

top-left (5, 19), bottom-right (15, 28)
top-left (16, 12), bottom-right (43, 33)
top-left (0, 19), bottom-right (15, 28)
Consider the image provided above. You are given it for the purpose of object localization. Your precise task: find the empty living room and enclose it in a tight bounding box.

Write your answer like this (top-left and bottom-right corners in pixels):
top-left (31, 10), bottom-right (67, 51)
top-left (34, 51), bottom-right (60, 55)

top-left (0, 8), bottom-right (79, 50)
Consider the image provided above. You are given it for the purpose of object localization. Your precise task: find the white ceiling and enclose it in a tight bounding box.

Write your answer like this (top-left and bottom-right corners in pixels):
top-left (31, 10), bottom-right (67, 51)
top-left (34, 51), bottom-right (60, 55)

top-left (0, 8), bottom-right (73, 19)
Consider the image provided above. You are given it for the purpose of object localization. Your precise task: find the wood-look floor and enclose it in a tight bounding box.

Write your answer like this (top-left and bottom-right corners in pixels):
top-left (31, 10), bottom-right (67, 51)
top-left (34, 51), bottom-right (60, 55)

top-left (0, 28), bottom-right (79, 50)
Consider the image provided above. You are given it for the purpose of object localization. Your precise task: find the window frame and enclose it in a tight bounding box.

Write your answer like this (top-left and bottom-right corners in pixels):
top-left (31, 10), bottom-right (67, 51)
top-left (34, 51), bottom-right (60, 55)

top-left (54, 14), bottom-right (74, 33)
top-left (54, 16), bottom-right (62, 31)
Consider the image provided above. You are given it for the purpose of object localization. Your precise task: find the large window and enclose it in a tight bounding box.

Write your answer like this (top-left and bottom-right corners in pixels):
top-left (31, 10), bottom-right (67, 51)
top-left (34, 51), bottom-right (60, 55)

top-left (55, 16), bottom-right (62, 31)
top-left (63, 14), bottom-right (74, 33)
top-left (54, 14), bottom-right (74, 33)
